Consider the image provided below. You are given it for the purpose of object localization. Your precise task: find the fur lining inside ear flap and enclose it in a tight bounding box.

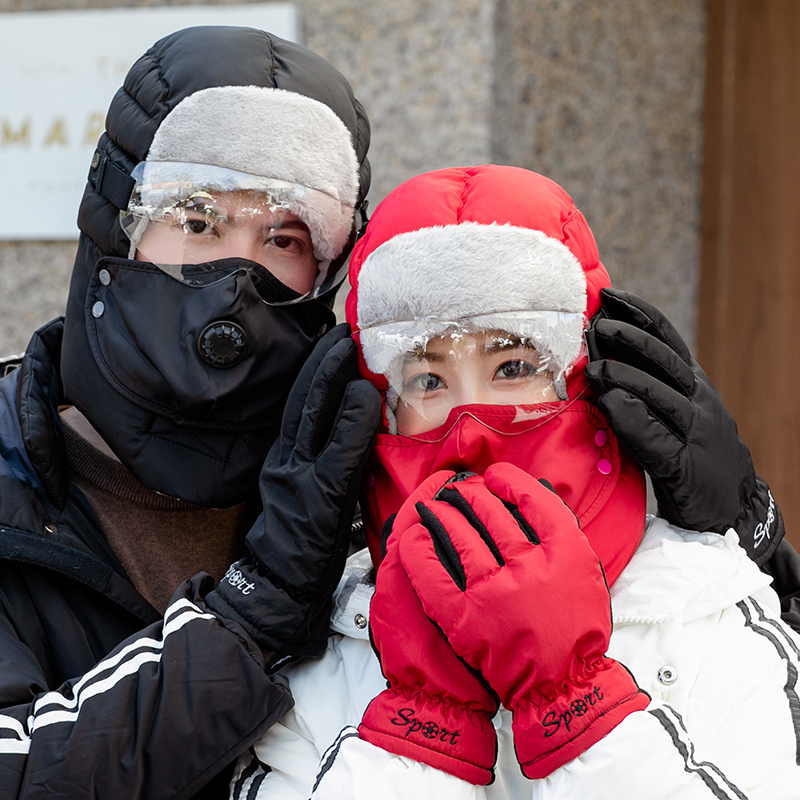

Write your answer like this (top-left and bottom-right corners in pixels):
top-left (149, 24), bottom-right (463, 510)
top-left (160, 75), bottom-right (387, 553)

top-left (289, 189), bottom-right (353, 268)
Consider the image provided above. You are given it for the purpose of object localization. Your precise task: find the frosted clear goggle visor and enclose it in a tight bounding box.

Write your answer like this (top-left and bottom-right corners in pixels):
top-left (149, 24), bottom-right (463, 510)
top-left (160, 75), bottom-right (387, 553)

top-left (120, 162), bottom-right (355, 304)
top-left (358, 312), bottom-right (586, 435)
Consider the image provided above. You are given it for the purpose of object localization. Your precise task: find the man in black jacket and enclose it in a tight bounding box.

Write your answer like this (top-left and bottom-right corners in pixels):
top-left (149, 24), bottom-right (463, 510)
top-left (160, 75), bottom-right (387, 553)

top-left (0, 26), bottom-right (379, 799)
top-left (0, 22), bottom-right (796, 800)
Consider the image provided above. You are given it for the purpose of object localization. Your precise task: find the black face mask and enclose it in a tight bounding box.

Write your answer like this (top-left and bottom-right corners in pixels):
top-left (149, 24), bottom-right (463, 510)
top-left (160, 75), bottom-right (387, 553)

top-left (61, 256), bottom-right (335, 507)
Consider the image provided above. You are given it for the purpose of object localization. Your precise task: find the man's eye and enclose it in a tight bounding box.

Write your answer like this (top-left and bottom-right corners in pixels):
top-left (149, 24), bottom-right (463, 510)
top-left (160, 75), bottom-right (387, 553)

top-left (182, 218), bottom-right (214, 235)
top-left (496, 360), bottom-right (539, 380)
top-left (268, 233), bottom-right (311, 254)
top-left (271, 235), bottom-right (295, 250)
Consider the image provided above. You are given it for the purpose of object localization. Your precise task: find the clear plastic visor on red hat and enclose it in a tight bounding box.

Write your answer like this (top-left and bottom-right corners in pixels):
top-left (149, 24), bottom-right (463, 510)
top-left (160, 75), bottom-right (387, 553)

top-left (120, 162), bottom-right (355, 305)
top-left (359, 310), bottom-right (587, 437)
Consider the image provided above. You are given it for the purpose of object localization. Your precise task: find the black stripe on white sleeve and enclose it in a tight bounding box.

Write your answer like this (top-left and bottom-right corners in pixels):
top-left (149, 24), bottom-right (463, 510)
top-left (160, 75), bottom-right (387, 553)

top-left (312, 726), bottom-right (360, 794)
top-left (231, 746), bottom-right (271, 800)
top-left (649, 706), bottom-right (748, 800)
top-left (737, 596), bottom-right (800, 764)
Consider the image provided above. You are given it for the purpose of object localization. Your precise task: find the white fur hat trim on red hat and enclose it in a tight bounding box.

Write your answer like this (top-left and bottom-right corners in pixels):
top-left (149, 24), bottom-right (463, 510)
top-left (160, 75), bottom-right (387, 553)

top-left (357, 222), bottom-right (587, 409)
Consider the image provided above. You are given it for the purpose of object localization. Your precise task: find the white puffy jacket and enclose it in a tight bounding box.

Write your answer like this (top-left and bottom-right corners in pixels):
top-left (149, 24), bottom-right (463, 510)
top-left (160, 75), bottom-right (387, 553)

top-left (231, 518), bottom-right (800, 799)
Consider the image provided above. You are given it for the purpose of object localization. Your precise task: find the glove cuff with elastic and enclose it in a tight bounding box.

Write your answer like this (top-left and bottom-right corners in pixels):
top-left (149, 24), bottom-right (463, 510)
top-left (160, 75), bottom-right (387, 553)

top-left (511, 657), bottom-right (649, 779)
top-left (205, 557), bottom-right (329, 661)
top-left (359, 686), bottom-right (497, 786)
top-left (733, 474), bottom-right (784, 566)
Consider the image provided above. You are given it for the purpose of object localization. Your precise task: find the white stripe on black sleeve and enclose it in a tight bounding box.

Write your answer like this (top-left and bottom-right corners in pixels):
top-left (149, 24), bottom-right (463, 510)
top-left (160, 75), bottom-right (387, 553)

top-left (0, 598), bottom-right (215, 754)
top-left (0, 713), bottom-right (30, 755)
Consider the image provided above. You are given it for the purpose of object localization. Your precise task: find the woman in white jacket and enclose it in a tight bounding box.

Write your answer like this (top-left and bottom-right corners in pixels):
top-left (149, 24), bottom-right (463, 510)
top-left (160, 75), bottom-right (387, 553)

top-left (231, 165), bottom-right (800, 799)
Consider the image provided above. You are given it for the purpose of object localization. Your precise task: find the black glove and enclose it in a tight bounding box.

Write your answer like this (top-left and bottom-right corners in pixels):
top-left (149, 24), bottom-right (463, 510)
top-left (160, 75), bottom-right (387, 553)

top-left (584, 288), bottom-right (782, 564)
top-left (207, 324), bottom-right (381, 663)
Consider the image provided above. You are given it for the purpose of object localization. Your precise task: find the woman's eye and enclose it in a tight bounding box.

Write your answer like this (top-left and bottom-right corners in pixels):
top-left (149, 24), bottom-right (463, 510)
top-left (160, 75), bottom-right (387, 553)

top-left (405, 372), bottom-right (444, 394)
top-left (496, 360), bottom-right (539, 380)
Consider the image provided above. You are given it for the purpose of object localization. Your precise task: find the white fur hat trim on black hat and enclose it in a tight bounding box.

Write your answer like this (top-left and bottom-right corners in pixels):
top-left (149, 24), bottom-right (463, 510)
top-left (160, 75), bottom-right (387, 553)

top-left (141, 86), bottom-right (359, 274)
top-left (357, 222), bottom-right (588, 411)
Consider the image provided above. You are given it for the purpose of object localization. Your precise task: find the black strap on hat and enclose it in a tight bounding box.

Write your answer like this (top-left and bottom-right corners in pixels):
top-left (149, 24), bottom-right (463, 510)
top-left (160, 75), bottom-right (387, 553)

top-left (88, 149), bottom-right (135, 210)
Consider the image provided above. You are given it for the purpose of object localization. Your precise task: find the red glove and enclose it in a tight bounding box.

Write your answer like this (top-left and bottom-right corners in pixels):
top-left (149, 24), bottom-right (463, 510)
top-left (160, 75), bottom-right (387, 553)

top-left (398, 463), bottom-right (649, 779)
top-left (359, 471), bottom-right (500, 785)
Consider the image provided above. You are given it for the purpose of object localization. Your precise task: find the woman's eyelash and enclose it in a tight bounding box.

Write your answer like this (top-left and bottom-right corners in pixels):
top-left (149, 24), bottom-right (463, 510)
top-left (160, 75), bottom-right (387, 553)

top-left (496, 360), bottom-right (541, 378)
top-left (404, 372), bottom-right (443, 392)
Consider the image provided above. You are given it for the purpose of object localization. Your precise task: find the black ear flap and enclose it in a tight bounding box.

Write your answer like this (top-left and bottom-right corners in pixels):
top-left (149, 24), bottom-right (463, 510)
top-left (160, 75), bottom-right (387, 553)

top-left (380, 513), bottom-right (398, 560)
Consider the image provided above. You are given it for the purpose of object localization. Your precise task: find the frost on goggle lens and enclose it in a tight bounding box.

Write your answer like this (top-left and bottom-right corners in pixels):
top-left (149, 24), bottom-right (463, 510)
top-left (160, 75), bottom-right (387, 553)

top-left (119, 162), bottom-right (356, 304)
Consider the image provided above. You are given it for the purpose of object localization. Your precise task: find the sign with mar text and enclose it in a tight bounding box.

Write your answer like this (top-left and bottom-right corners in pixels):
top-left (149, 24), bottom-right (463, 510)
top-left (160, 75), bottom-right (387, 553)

top-left (0, 5), bottom-right (298, 239)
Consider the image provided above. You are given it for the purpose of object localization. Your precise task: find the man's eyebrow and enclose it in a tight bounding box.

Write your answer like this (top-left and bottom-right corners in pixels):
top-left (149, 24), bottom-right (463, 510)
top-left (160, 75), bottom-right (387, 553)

top-left (273, 219), bottom-right (310, 232)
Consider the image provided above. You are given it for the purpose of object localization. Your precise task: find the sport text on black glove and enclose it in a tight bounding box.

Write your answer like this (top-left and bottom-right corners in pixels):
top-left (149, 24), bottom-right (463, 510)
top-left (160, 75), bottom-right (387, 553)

top-left (207, 324), bottom-right (381, 664)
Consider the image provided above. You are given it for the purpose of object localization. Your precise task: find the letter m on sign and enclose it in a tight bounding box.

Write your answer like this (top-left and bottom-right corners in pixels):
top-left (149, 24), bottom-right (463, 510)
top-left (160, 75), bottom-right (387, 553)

top-left (2, 120), bottom-right (31, 146)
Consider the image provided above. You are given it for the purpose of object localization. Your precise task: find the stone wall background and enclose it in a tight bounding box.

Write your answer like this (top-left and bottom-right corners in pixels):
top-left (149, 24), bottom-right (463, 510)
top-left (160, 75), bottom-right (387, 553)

top-left (0, 0), bottom-right (705, 355)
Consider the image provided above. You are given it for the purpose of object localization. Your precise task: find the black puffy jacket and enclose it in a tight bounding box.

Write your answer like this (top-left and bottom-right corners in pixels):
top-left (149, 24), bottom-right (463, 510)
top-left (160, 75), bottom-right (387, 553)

top-left (0, 319), bottom-right (290, 798)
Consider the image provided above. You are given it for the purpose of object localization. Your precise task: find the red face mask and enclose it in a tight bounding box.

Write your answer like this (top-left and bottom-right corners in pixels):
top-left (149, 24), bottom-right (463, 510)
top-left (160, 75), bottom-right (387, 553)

top-left (361, 384), bottom-right (646, 586)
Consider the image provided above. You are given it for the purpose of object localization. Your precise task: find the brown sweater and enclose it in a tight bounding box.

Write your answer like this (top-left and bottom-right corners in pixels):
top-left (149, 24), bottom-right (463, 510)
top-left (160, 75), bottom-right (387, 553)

top-left (62, 421), bottom-right (253, 614)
